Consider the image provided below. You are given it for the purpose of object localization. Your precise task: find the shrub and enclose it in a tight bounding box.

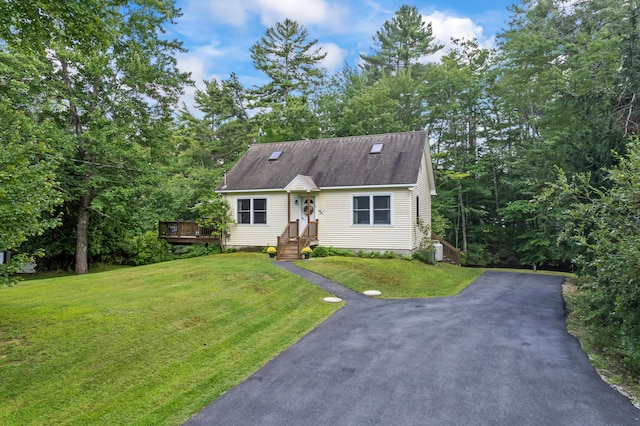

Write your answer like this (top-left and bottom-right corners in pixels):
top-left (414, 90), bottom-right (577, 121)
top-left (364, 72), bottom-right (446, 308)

top-left (355, 249), bottom-right (367, 258)
top-left (311, 246), bottom-right (330, 257)
top-left (328, 247), bottom-right (353, 257)
top-left (460, 243), bottom-right (498, 266)
top-left (124, 231), bottom-right (173, 266)
top-left (412, 245), bottom-right (435, 265)
top-left (553, 138), bottom-right (640, 375)
top-left (175, 244), bottom-right (221, 259)
top-left (414, 218), bottom-right (435, 265)
top-left (311, 246), bottom-right (353, 258)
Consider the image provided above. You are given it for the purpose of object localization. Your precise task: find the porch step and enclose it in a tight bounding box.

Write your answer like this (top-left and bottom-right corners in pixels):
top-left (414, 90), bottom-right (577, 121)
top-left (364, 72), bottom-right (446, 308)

top-left (277, 243), bottom-right (300, 261)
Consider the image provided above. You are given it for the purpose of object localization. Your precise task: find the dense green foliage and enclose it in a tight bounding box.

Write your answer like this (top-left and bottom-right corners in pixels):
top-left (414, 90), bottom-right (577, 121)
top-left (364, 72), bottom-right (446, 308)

top-left (565, 287), bottom-right (640, 402)
top-left (0, 96), bottom-right (63, 284)
top-left (0, 0), bottom-right (190, 274)
top-left (542, 138), bottom-right (640, 374)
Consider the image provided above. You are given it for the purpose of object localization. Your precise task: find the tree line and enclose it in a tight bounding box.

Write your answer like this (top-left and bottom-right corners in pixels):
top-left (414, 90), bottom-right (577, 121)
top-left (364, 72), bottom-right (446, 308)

top-left (2, 0), bottom-right (639, 371)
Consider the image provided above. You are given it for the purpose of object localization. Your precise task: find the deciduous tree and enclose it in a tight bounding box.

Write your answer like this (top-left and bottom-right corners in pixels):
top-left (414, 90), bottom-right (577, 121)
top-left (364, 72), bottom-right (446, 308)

top-left (0, 52), bottom-right (64, 283)
top-left (0, 0), bottom-right (190, 274)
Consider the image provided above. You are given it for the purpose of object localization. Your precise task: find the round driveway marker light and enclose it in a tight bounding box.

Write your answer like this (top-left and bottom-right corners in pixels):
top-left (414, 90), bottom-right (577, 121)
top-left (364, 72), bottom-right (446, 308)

top-left (363, 290), bottom-right (382, 296)
top-left (323, 296), bottom-right (343, 303)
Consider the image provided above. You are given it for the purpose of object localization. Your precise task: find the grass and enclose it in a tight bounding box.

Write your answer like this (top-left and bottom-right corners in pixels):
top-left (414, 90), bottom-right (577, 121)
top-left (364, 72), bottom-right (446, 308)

top-left (0, 253), bottom-right (340, 425)
top-left (487, 267), bottom-right (576, 279)
top-left (296, 257), bottom-right (485, 298)
top-left (19, 263), bottom-right (131, 281)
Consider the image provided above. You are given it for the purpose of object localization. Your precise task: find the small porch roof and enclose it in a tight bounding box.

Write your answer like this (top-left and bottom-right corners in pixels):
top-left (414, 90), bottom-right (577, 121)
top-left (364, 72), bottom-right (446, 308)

top-left (284, 175), bottom-right (320, 193)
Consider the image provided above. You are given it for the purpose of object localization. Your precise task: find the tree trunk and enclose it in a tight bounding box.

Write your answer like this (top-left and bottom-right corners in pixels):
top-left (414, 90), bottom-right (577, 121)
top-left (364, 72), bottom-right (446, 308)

top-left (458, 182), bottom-right (468, 252)
top-left (493, 165), bottom-right (500, 211)
top-left (75, 193), bottom-right (91, 274)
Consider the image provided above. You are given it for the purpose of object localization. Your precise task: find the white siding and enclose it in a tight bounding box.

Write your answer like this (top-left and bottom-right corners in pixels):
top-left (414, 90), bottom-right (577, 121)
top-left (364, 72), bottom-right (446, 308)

top-left (314, 188), bottom-right (414, 253)
top-left (412, 152), bottom-right (433, 249)
top-left (222, 192), bottom-right (290, 248)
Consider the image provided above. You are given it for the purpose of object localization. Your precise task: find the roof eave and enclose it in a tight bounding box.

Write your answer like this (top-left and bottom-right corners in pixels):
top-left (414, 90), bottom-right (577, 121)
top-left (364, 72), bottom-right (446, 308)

top-left (217, 183), bottom-right (419, 193)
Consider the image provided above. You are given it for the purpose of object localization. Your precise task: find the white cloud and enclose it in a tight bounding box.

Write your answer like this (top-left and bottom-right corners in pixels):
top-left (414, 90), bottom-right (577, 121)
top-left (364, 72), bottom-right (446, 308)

top-left (176, 53), bottom-right (218, 112)
top-left (257, 0), bottom-right (329, 25)
top-left (175, 1), bottom-right (246, 40)
top-left (422, 11), bottom-right (493, 62)
top-left (183, 0), bottom-right (248, 27)
top-left (181, 0), bottom-right (348, 29)
top-left (317, 42), bottom-right (348, 72)
top-left (191, 42), bottom-right (226, 59)
top-left (203, 1), bottom-right (249, 27)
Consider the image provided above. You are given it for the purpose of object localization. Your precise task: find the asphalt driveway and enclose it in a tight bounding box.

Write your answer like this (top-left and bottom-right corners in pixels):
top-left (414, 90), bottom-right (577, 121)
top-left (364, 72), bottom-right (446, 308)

top-left (185, 268), bottom-right (640, 425)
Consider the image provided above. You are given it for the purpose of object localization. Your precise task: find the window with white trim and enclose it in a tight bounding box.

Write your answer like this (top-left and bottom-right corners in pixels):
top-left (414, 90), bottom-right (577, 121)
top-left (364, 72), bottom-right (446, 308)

top-left (237, 198), bottom-right (267, 224)
top-left (352, 194), bottom-right (391, 225)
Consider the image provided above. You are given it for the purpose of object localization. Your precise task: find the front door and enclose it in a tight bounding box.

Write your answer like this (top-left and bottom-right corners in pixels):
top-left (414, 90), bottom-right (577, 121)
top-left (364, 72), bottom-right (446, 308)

top-left (298, 196), bottom-right (316, 236)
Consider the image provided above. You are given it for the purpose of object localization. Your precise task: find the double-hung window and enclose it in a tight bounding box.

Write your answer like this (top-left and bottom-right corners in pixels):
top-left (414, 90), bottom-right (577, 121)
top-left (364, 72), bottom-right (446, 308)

top-left (237, 198), bottom-right (267, 224)
top-left (352, 194), bottom-right (391, 225)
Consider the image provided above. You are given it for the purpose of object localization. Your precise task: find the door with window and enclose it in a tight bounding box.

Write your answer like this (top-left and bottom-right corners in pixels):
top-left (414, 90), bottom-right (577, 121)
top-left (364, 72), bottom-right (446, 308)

top-left (298, 196), bottom-right (315, 236)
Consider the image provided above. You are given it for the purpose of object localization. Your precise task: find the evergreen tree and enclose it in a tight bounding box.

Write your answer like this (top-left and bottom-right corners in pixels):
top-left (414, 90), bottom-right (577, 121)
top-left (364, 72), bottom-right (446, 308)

top-left (170, 73), bottom-right (252, 208)
top-left (192, 73), bottom-right (251, 165)
top-left (360, 5), bottom-right (443, 75)
top-left (250, 18), bottom-right (326, 106)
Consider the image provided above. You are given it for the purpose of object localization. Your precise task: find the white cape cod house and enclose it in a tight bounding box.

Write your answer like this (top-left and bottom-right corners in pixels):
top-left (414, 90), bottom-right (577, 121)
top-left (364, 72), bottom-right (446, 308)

top-left (216, 131), bottom-right (437, 260)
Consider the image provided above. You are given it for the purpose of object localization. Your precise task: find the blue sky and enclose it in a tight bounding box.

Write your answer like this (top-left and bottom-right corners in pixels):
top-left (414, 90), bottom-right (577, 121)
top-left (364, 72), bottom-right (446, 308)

top-left (168, 0), bottom-right (517, 109)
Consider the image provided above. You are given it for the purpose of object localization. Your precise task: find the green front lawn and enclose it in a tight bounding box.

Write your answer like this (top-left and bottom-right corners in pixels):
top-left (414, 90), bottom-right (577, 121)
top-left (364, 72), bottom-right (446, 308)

top-left (0, 253), bottom-right (339, 425)
top-left (1, 253), bottom-right (488, 425)
top-left (297, 257), bottom-right (485, 298)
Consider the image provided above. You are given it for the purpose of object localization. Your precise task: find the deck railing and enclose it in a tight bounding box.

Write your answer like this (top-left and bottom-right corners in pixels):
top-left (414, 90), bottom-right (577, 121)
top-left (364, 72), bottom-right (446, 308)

top-left (432, 234), bottom-right (462, 266)
top-left (158, 221), bottom-right (217, 240)
top-left (277, 220), bottom-right (299, 257)
top-left (277, 220), bottom-right (319, 259)
top-left (298, 220), bottom-right (319, 254)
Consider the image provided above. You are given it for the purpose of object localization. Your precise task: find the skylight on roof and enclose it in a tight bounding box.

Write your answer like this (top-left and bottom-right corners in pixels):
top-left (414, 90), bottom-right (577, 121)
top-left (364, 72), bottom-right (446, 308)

top-left (370, 143), bottom-right (383, 154)
top-left (268, 150), bottom-right (282, 161)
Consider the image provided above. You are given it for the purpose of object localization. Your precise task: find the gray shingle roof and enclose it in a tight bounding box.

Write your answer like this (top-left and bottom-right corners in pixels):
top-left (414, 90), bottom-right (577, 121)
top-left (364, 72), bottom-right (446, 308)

top-left (216, 131), bottom-right (427, 191)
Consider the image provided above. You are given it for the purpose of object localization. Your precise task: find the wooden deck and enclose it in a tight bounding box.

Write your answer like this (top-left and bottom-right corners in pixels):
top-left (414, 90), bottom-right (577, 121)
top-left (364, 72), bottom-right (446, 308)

top-left (158, 221), bottom-right (220, 244)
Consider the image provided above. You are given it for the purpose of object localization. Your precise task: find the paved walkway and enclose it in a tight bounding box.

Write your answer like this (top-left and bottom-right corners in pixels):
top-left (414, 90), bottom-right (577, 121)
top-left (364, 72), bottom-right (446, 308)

top-left (185, 267), bottom-right (640, 425)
